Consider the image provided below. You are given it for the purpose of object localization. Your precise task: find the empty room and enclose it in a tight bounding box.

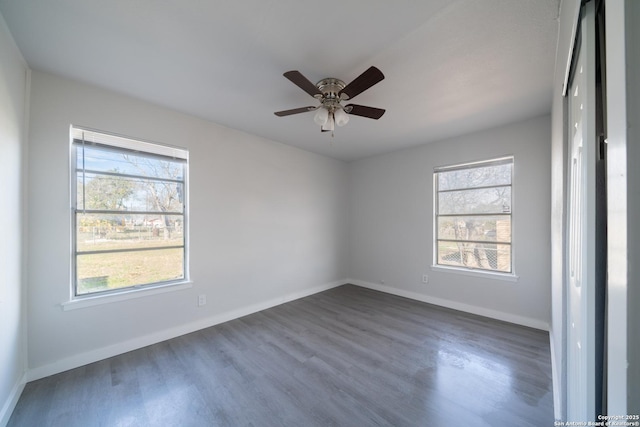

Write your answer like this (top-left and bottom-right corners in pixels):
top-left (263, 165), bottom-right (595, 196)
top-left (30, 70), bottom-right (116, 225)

top-left (1, 0), bottom-right (638, 426)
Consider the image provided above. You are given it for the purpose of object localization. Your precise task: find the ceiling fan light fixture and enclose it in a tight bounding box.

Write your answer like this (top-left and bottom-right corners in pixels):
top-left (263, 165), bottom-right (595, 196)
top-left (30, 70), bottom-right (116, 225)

top-left (321, 113), bottom-right (335, 132)
top-left (314, 107), bottom-right (329, 126)
top-left (334, 108), bottom-right (349, 127)
top-left (274, 66), bottom-right (385, 136)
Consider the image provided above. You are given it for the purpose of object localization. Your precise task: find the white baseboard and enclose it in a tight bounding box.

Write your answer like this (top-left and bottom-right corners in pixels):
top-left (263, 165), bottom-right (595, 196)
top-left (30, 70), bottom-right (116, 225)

top-left (27, 279), bottom-right (346, 382)
top-left (348, 279), bottom-right (549, 331)
top-left (0, 373), bottom-right (26, 427)
top-left (25, 278), bottom-right (549, 383)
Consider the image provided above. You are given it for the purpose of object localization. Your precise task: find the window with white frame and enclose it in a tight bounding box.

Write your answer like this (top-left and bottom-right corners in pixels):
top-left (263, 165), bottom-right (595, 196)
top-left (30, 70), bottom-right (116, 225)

top-left (71, 127), bottom-right (189, 296)
top-left (434, 157), bottom-right (513, 274)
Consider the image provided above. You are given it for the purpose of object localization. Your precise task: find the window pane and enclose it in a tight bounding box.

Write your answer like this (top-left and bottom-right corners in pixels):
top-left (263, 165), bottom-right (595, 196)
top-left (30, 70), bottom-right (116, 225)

top-left (73, 128), bottom-right (189, 297)
top-left (437, 241), bottom-right (511, 272)
top-left (76, 248), bottom-right (184, 295)
top-left (77, 145), bottom-right (184, 181)
top-left (438, 186), bottom-right (511, 215)
top-left (77, 173), bottom-right (184, 213)
top-left (437, 163), bottom-right (512, 191)
top-left (437, 216), bottom-right (511, 243)
top-left (76, 213), bottom-right (184, 252)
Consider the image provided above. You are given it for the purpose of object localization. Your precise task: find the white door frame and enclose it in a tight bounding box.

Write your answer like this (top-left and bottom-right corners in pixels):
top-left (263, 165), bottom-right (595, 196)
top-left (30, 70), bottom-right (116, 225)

top-left (604, 0), bottom-right (628, 416)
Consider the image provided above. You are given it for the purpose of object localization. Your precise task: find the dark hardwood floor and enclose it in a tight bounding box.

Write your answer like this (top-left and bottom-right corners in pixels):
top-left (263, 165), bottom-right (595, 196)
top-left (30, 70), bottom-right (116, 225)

top-left (8, 284), bottom-right (554, 426)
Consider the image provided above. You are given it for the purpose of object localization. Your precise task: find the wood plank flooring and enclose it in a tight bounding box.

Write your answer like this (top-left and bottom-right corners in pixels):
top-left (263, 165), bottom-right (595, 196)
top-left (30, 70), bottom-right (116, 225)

top-left (8, 284), bottom-right (554, 426)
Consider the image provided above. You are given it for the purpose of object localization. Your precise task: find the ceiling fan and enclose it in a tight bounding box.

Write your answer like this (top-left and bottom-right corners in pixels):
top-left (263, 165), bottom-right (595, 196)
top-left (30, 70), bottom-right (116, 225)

top-left (274, 66), bottom-right (386, 136)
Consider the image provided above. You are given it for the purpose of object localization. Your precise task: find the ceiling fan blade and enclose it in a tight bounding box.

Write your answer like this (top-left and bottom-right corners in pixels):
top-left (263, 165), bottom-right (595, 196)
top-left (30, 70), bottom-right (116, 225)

top-left (345, 104), bottom-right (386, 120)
top-left (339, 66), bottom-right (385, 100)
top-left (274, 106), bottom-right (316, 117)
top-left (283, 71), bottom-right (322, 97)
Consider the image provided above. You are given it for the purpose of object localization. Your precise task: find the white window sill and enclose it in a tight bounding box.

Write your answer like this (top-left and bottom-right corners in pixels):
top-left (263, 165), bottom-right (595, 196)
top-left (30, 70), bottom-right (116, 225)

top-left (61, 281), bottom-right (193, 311)
top-left (431, 265), bottom-right (519, 282)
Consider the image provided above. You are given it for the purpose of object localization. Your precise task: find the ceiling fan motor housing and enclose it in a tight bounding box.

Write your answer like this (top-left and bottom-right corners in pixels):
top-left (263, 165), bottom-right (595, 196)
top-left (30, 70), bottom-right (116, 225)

top-left (316, 78), bottom-right (347, 112)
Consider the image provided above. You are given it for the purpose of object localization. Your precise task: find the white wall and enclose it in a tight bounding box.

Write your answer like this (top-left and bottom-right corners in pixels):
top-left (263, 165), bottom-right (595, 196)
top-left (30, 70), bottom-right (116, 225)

top-left (0, 12), bottom-right (28, 427)
top-left (348, 115), bottom-right (551, 329)
top-left (26, 71), bottom-right (349, 378)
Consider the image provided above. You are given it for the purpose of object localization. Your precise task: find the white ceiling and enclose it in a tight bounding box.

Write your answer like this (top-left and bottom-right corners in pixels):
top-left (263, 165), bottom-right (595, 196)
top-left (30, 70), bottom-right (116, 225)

top-left (0, 0), bottom-right (559, 162)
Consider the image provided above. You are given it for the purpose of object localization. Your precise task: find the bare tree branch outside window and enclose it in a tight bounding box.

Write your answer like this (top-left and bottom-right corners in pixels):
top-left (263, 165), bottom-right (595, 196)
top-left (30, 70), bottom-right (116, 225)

top-left (435, 158), bottom-right (513, 273)
top-left (72, 128), bottom-right (188, 296)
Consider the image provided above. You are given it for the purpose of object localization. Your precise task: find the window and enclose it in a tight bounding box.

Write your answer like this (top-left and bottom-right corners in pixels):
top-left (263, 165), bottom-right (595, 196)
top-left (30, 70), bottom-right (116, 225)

top-left (71, 127), bottom-right (189, 296)
top-left (434, 157), bottom-right (513, 274)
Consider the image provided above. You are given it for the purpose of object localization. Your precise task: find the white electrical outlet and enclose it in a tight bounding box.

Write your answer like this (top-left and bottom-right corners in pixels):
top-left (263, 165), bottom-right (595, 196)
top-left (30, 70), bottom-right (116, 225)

top-left (198, 294), bottom-right (206, 306)
top-left (422, 274), bottom-right (429, 284)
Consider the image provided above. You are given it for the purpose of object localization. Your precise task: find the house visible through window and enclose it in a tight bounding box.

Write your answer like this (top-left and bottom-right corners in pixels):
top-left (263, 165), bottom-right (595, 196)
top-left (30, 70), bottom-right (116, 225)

top-left (71, 127), bottom-right (189, 296)
top-left (434, 157), bottom-right (513, 274)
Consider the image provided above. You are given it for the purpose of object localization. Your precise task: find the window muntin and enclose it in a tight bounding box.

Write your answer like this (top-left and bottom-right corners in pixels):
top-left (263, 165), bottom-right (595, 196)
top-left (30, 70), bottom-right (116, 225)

top-left (72, 127), bottom-right (188, 296)
top-left (434, 157), bottom-right (513, 274)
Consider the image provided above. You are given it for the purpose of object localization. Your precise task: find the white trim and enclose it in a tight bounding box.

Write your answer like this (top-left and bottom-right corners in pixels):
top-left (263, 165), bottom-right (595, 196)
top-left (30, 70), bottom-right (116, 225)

top-left (349, 279), bottom-right (548, 331)
top-left (433, 155), bottom-right (513, 173)
top-left (29, 279), bottom-right (346, 381)
top-left (604, 0), bottom-right (628, 416)
top-left (0, 373), bottom-right (26, 427)
top-left (430, 265), bottom-right (519, 282)
top-left (70, 126), bottom-right (188, 160)
top-left (549, 329), bottom-right (562, 422)
top-left (61, 281), bottom-right (193, 311)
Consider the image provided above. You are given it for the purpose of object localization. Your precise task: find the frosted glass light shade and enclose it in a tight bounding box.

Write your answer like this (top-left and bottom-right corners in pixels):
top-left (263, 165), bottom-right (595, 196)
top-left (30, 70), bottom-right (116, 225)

top-left (334, 109), bottom-right (350, 127)
top-left (321, 113), bottom-right (335, 132)
top-left (314, 107), bottom-right (329, 126)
